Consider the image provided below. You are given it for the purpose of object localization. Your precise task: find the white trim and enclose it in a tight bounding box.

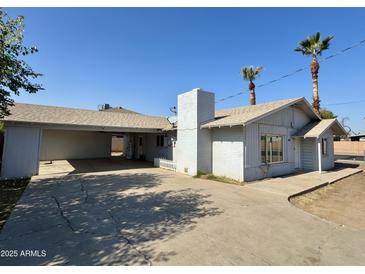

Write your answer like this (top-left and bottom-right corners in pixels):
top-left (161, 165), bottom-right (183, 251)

top-left (35, 128), bottom-right (43, 176)
top-left (260, 134), bottom-right (285, 164)
top-left (317, 139), bottom-right (322, 174)
top-left (1, 128), bottom-right (9, 178)
top-left (3, 121), bottom-right (165, 133)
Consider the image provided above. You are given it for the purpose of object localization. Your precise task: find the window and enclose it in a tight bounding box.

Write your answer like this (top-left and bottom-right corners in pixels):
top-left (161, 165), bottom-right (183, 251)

top-left (261, 135), bottom-right (284, 163)
top-left (156, 135), bottom-right (164, 147)
top-left (322, 138), bottom-right (328, 155)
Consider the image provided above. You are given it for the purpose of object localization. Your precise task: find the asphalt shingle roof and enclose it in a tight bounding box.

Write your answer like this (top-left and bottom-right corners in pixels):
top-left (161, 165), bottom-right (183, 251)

top-left (3, 103), bottom-right (172, 130)
top-left (202, 98), bottom-right (307, 128)
top-left (292, 118), bottom-right (346, 138)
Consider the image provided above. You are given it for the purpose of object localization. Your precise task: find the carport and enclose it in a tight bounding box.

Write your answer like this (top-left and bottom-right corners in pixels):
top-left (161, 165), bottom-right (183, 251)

top-left (1, 103), bottom-right (175, 179)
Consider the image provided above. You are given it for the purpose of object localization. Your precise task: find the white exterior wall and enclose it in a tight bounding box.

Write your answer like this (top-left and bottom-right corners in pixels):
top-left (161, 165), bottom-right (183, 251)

top-left (123, 133), bottom-right (134, 159)
top-left (121, 132), bottom-right (175, 162)
top-left (40, 129), bottom-right (112, 160)
top-left (1, 126), bottom-right (42, 179)
top-left (140, 132), bottom-right (175, 162)
top-left (176, 89), bottom-right (214, 176)
top-left (212, 126), bottom-right (244, 181)
top-left (244, 106), bottom-right (312, 182)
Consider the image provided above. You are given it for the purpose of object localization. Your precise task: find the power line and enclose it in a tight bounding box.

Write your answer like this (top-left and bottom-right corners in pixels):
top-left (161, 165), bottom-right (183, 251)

top-left (215, 37), bottom-right (365, 104)
top-left (323, 98), bottom-right (365, 107)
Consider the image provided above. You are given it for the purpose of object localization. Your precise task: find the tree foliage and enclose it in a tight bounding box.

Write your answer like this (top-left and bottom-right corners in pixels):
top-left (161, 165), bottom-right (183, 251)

top-left (320, 108), bottom-right (337, 119)
top-left (0, 9), bottom-right (43, 118)
top-left (294, 32), bottom-right (333, 56)
top-left (240, 66), bottom-right (264, 82)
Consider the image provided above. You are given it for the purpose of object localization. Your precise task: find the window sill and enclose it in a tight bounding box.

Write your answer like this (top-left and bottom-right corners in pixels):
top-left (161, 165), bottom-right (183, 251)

top-left (260, 161), bottom-right (288, 166)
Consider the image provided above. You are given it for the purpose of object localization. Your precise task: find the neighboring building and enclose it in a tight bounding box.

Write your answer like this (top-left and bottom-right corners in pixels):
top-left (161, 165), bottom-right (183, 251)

top-left (0, 88), bottom-right (346, 181)
top-left (348, 134), bottom-right (365, 142)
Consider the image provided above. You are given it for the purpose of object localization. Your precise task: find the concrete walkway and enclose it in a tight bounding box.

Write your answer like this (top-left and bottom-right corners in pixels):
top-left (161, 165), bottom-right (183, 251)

top-left (0, 165), bottom-right (364, 265)
top-left (246, 167), bottom-right (362, 197)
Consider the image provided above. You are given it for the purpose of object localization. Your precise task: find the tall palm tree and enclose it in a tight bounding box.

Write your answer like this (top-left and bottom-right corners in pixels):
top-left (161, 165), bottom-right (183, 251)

top-left (294, 32), bottom-right (333, 114)
top-left (240, 66), bottom-right (264, 105)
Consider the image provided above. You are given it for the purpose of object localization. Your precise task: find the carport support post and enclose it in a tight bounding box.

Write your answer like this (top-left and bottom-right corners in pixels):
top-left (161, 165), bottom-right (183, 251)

top-left (317, 138), bottom-right (322, 174)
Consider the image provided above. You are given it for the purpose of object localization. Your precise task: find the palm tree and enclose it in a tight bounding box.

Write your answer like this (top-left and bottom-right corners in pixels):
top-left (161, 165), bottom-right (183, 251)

top-left (240, 66), bottom-right (264, 105)
top-left (294, 32), bottom-right (333, 114)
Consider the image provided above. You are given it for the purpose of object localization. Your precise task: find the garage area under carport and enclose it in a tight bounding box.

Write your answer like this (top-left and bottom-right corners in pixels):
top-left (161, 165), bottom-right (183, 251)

top-left (38, 157), bottom-right (154, 177)
top-left (1, 103), bottom-right (175, 179)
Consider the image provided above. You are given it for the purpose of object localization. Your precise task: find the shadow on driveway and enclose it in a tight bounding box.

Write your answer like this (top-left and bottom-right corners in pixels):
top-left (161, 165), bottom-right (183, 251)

top-left (0, 171), bottom-right (222, 265)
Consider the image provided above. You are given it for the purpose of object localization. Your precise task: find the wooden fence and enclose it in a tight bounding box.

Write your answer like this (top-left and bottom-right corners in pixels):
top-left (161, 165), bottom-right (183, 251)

top-left (334, 141), bottom-right (365, 156)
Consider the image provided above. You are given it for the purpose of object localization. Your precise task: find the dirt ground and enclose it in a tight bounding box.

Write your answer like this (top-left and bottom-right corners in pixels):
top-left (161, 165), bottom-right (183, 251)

top-left (291, 168), bottom-right (365, 230)
top-left (0, 179), bottom-right (29, 231)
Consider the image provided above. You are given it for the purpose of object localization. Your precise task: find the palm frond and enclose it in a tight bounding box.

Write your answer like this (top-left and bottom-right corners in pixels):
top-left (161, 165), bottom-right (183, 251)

top-left (294, 32), bottom-right (333, 56)
top-left (240, 66), bottom-right (264, 82)
top-left (318, 35), bottom-right (334, 55)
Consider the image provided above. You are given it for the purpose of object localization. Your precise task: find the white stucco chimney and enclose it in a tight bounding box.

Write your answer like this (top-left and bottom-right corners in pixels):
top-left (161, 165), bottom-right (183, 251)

top-left (176, 88), bottom-right (215, 176)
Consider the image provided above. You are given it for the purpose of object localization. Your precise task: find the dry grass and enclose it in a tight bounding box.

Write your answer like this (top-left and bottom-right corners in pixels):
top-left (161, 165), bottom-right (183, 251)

top-left (194, 171), bottom-right (244, 186)
top-left (0, 179), bottom-right (29, 231)
top-left (291, 171), bottom-right (365, 230)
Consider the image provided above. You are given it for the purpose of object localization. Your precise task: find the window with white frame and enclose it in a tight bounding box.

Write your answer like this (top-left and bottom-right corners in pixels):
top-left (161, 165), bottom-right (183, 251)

top-left (322, 138), bottom-right (328, 155)
top-left (261, 135), bottom-right (284, 163)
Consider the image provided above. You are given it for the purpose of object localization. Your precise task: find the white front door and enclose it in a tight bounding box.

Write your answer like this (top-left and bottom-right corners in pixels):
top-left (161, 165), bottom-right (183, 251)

top-left (294, 138), bottom-right (301, 169)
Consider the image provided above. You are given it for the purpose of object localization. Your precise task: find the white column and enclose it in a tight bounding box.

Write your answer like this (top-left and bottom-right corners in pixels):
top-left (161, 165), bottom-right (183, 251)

top-left (317, 138), bottom-right (322, 174)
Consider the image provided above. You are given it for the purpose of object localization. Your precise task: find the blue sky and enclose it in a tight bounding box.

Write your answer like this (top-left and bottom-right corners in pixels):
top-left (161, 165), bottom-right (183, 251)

top-left (5, 8), bottom-right (365, 132)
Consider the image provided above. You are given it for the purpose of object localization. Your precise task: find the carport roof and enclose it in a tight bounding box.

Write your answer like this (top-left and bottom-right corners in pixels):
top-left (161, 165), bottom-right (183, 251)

top-left (3, 103), bottom-right (173, 130)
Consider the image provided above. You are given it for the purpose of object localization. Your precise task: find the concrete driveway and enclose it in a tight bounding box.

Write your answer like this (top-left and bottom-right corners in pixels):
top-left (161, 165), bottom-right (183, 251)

top-left (0, 163), bottom-right (364, 265)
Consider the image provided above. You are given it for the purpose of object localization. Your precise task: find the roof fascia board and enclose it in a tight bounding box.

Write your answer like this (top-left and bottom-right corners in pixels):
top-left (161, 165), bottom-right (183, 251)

top-left (3, 121), bottom-right (163, 133)
top-left (304, 119), bottom-right (346, 138)
top-left (200, 122), bottom-right (244, 129)
top-left (304, 121), bottom-right (335, 138)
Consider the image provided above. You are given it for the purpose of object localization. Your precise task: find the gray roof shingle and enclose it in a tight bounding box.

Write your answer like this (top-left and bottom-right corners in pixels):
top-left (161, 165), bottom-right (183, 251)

top-left (293, 118), bottom-right (347, 138)
top-left (3, 103), bottom-right (172, 130)
top-left (202, 97), bottom-right (312, 128)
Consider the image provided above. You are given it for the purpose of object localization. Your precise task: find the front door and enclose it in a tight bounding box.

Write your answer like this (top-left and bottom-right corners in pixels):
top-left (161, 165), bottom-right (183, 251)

top-left (294, 138), bottom-right (301, 169)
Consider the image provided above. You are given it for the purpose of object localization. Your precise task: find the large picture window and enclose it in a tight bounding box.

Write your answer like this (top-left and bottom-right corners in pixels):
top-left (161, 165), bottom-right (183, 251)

top-left (261, 135), bottom-right (284, 163)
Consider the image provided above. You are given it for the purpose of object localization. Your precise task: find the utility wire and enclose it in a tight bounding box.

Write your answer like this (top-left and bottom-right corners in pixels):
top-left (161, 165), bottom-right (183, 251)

top-left (215, 37), bottom-right (365, 104)
top-left (323, 98), bottom-right (365, 107)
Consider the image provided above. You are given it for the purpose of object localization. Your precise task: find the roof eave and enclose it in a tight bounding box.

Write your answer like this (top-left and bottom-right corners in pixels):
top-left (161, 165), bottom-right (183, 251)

top-left (200, 122), bottom-right (244, 129)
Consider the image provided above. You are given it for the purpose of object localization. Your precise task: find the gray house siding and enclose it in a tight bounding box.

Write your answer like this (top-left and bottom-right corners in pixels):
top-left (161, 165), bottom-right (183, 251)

top-left (301, 138), bottom-right (316, 170)
top-left (300, 130), bottom-right (334, 172)
top-left (212, 126), bottom-right (244, 181)
top-left (1, 126), bottom-right (42, 179)
top-left (40, 129), bottom-right (112, 161)
top-left (244, 106), bottom-right (311, 182)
